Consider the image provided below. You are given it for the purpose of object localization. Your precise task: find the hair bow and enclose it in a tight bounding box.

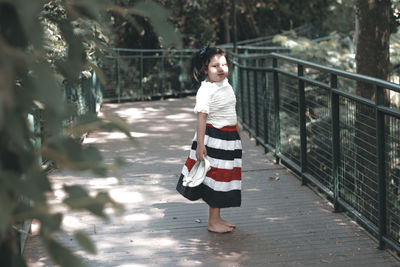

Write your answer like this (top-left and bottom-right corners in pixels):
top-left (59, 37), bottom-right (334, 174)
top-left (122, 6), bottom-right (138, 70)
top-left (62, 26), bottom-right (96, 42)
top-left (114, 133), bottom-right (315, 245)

top-left (199, 44), bottom-right (209, 56)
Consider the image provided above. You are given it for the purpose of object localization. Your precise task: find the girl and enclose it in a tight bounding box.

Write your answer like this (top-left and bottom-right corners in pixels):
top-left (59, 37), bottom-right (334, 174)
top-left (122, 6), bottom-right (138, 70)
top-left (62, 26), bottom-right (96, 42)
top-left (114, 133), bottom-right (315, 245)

top-left (176, 45), bottom-right (242, 233)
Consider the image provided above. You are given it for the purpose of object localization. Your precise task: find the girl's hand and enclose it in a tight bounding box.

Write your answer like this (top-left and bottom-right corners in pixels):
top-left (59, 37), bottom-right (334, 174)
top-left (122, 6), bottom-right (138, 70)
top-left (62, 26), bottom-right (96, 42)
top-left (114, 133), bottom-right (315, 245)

top-left (196, 144), bottom-right (207, 161)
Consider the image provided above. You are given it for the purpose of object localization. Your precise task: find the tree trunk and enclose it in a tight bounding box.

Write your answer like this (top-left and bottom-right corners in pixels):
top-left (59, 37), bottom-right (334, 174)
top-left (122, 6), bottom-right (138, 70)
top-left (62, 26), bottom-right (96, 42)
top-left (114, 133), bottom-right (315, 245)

top-left (353, 0), bottom-right (390, 224)
top-left (222, 0), bottom-right (231, 44)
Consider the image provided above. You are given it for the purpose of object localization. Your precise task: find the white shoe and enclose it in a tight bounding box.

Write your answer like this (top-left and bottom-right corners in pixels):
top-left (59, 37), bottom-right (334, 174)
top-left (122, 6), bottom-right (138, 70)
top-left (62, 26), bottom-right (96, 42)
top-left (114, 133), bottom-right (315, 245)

top-left (182, 158), bottom-right (211, 187)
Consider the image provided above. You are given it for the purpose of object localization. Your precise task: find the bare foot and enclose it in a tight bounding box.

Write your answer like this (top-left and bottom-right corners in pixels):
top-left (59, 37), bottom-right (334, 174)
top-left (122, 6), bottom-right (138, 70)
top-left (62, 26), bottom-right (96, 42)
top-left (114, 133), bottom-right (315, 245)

top-left (207, 222), bottom-right (233, 233)
top-left (220, 218), bottom-right (236, 228)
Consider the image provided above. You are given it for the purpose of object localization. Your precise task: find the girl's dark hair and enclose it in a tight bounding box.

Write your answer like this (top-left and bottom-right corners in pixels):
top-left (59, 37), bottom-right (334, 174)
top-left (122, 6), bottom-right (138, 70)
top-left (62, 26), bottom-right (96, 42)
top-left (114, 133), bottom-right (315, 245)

top-left (190, 45), bottom-right (229, 89)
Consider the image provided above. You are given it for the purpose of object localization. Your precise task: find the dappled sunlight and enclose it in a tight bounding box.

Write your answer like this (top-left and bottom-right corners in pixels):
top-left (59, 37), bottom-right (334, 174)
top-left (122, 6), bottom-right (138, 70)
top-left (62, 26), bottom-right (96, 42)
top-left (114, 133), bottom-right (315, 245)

top-left (166, 113), bottom-right (196, 121)
top-left (84, 131), bottom-right (147, 145)
top-left (114, 107), bottom-right (153, 122)
top-left (215, 250), bottom-right (249, 262)
top-left (244, 188), bottom-right (261, 192)
top-left (168, 144), bottom-right (191, 151)
top-left (123, 212), bottom-right (163, 223)
top-left (62, 214), bottom-right (89, 231)
top-left (334, 218), bottom-right (348, 226)
top-left (118, 264), bottom-right (147, 267)
top-left (109, 189), bottom-right (143, 204)
top-left (24, 97), bottom-right (399, 266)
top-left (265, 216), bottom-right (289, 222)
top-left (88, 177), bottom-right (119, 187)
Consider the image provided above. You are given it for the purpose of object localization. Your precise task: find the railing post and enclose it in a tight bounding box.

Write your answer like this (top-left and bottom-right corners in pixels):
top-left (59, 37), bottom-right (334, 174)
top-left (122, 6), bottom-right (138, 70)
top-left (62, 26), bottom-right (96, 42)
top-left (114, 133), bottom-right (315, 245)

top-left (297, 64), bottom-right (307, 185)
top-left (246, 69), bottom-right (251, 130)
top-left (115, 56), bottom-right (121, 103)
top-left (161, 53), bottom-right (165, 95)
top-left (273, 57), bottom-right (281, 163)
top-left (239, 66), bottom-right (245, 122)
top-left (263, 71), bottom-right (269, 153)
top-left (331, 74), bottom-right (341, 212)
top-left (254, 70), bottom-right (259, 145)
top-left (179, 53), bottom-right (184, 96)
top-left (140, 51), bottom-right (144, 100)
top-left (376, 85), bottom-right (386, 249)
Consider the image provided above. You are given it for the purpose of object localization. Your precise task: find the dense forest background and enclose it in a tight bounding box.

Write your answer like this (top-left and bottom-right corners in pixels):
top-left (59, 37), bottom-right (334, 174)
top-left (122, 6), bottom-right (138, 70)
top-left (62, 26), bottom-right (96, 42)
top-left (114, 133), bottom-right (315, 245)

top-left (113, 0), bottom-right (399, 49)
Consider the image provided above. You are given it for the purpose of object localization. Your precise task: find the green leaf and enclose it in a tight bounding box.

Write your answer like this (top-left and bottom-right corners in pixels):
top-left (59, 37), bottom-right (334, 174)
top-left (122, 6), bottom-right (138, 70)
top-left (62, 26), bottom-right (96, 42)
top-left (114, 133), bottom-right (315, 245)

top-left (38, 213), bottom-right (63, 234)
top-left (64, 185), bottom-right (89, 199)
top-left (55, 20), bottom-right (86, 83)
top-left (3, 112), bottom-right (30, 152)
top-left (0, 186), bottom-right (14, 236)
top-left (0, 2), bottom-right (28, 47)
top-left (42, 136), bottom-right (107, 174)
top-left (74, 231), bottom-right (97, 254)
top-left (134, 1), bottom-right (182, 48)
top-left (2, 170), bottom-right (50, 204)
top-left (63, 185), bottom-right (106, 218)
top-left (43, 237), bottom-right (86, 267)
top-left (14, 0), bottom-right (43, 49)
top-left (101, 116), bottom-right (133, 139)
top-left (88, 61), bottom-right (106, 86)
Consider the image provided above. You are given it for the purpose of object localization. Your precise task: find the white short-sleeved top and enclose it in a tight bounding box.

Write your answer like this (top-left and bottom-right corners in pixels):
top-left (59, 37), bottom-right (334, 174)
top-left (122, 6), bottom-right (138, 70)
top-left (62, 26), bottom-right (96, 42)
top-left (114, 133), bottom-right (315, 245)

top-left (193, 78), bottom-right (237, 128)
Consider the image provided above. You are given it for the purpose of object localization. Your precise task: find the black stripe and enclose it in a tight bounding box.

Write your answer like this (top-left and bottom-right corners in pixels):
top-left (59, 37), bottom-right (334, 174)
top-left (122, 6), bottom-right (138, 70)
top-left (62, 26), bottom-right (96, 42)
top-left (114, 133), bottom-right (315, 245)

top-left (191, 141), bottom-right (242, 160)
top-left (206, 126), bottom-right (240, 141)
top-left (176, 174), bottom-right (203, 201)
top-left (176, 173), bottom-right (241, 208)
top-left (202, 185), bottom-right (241, 208)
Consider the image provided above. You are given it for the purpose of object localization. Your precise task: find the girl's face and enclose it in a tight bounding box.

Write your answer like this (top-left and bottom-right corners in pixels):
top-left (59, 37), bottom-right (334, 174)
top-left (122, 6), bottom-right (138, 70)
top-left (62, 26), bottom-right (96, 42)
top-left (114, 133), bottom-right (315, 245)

top-left (206, 54), bottom-right (228, 83)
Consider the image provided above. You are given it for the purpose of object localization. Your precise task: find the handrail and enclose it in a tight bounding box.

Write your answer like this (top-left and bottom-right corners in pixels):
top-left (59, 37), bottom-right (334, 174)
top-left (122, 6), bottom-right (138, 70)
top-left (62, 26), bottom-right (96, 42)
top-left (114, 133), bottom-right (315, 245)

top-left (230, 52), bottom-right (400, 254)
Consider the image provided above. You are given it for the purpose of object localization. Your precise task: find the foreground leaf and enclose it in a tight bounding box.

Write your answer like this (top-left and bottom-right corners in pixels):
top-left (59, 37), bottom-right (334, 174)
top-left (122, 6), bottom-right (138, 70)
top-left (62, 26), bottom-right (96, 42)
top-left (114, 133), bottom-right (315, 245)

top-left (43, 237), bottom-right (86, 267)
top-left (74, 230), bottom-right (97, 254)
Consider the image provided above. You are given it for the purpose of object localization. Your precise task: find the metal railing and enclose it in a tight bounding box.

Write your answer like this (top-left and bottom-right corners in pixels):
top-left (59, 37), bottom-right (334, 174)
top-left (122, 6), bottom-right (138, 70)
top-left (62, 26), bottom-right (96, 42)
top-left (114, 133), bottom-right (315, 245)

top-left (231, 52), bottom-right (400, 253)
top-left (102, 46), bottom-right (400, 253)
top-left (102, 47), bottom-right (291, 103)
top-left (102, 48), bottom-right (196, 102)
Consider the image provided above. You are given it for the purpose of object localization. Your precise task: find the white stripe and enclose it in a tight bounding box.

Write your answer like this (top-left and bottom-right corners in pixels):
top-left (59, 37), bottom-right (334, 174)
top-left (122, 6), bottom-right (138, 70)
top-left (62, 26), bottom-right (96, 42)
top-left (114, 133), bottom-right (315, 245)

top-left (203, 177), bottom-right (242, 192)
top-left (189, 150), bottom-right (242, 169)
top-left (205, 136), bottom-right (242, 151)
top-left (181, 165), bottom-right (189, 177)
top-left (193, 133), bottom-right (241, 149)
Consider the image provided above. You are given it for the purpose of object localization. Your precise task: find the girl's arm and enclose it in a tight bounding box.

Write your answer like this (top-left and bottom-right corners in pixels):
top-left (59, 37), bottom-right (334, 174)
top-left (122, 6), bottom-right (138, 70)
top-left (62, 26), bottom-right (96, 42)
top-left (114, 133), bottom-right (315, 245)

top-left (196, 112), bottom-right (208, 161)
top-left (236, 122), bottom-right (241, 137)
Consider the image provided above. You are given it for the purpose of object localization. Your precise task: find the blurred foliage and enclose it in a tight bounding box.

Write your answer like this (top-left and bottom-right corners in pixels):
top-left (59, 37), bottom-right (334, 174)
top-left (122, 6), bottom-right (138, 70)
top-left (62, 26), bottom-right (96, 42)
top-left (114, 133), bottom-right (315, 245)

top-left (110, 0), bottom-right (182, 49)
top-left (162, 0), bottom-right (338, 48)
top-left (0, 0), bottom-right (180, 266)
top-left (111, 0), bottom-right (342, 49)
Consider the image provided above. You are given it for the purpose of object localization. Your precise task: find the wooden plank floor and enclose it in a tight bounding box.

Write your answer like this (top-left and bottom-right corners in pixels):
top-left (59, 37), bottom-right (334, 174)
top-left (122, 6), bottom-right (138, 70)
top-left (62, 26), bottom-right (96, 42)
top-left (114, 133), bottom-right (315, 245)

top-left (24, 97), bottom-right (400, 266)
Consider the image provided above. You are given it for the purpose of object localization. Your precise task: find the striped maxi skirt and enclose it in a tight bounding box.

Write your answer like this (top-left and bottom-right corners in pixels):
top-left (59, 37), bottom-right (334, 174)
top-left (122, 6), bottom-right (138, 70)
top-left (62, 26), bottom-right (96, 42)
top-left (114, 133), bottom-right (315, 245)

top-left (176, 124), bottom-right (242, 208)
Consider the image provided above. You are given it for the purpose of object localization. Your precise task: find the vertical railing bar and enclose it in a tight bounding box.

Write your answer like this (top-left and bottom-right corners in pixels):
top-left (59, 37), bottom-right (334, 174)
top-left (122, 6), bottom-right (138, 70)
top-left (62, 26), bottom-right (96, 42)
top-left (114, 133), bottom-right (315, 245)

top-left (161, 53), bottom-right (165, 96)
top-left (273, 57), bottom-right (281, 163)
top-left (263, 71), bottom-right (269, 153)
top-left (297, 64), bottom-right (307, 185)
top-left (254, 70), bottom-right (259, 145)
top-left (247, 69), bottom-right (252, 131)
top-left (140, 51), bottom-right (144, 100)
top-left (179, 53), bottom-right (184, 96)
top-left (116, 56), bottom-right (121, 103)
top-left (240, 66), bottom-right (245, 122)
top-left (376, 85), bottom-right (386, 249)
top-left (331, 73), bottom-right (341, 212)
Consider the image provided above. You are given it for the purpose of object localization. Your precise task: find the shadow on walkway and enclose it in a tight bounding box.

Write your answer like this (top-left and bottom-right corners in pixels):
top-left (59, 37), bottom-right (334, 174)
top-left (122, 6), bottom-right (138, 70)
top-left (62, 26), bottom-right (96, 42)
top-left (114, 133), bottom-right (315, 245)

top-left (24, 97), bottom-right (400, 266)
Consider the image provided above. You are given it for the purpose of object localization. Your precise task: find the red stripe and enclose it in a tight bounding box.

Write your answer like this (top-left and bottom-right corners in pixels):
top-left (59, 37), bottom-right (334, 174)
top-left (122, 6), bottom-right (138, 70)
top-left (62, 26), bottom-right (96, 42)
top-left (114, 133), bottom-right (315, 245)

top-left (184, 157), bottom-right (241, 182)
top-left (207, 167), bottom-right (241, 182)
top-left (206, 124), bottom-right (237, 132)
top-left (184, 158), bottom-right (196, 171)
